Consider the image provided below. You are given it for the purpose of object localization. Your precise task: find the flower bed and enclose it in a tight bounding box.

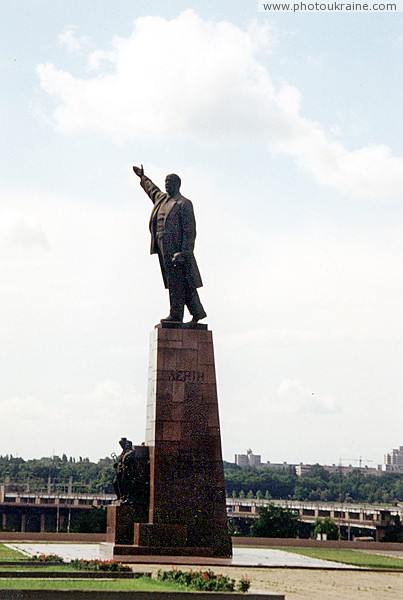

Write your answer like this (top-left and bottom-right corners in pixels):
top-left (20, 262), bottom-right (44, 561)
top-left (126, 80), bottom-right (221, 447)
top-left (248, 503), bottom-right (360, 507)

top-left (157, 567), bottom-right (251, 593)
top-left (32, 554), bottom-right (64, 564)
top-left (70, 559), bottom-right (132, 573)
top-left (32, 555), bottom-right (132, 573)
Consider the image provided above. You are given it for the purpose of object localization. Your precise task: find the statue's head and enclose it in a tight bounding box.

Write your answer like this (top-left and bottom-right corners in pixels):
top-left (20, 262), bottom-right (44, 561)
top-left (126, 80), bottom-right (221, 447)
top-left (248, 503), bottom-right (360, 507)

top-left (165, 173), bottom-right (181, 196)
top-left (119, 437), bottom-right (132, 451)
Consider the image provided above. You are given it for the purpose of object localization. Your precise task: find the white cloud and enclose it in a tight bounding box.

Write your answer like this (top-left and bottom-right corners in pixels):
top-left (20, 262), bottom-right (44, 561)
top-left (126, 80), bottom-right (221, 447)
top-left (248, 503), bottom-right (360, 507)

top-left (87, 49), bottom-right (115, 71)
top-left (38, 11), bottom-right (273, 141)
top-left (278, 378), bottom-right (341, 415)
top-left (37, 10), bottom-right (403, 201)
top-left (58, 26), bottom-right (92, 54)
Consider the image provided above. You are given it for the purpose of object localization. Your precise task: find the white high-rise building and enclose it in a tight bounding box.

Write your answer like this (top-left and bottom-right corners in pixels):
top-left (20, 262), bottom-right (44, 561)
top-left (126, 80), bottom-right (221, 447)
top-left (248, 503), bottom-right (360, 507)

top-left (383, 446), bottom-right (403, 472)
top-left (234, 449), bottom-right (262, 467)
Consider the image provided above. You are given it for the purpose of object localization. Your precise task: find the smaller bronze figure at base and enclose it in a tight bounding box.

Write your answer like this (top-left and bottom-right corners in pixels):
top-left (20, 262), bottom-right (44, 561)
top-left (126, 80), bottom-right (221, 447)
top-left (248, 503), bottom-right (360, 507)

top-left (113, 438), bottom-right (136, 505)
top-left (112, 438), bottom-right (150, 512)
top-left (133, 164), bottom-right (207, 327)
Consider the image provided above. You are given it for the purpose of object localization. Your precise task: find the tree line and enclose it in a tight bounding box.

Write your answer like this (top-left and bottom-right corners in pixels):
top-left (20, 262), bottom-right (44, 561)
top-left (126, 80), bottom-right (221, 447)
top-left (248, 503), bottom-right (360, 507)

top-left (224, 463), bottom-right (403, 504)
top-left (0, 454), bottom-right (115, 494)
top-left (2, 456), bottom-right (403, 504)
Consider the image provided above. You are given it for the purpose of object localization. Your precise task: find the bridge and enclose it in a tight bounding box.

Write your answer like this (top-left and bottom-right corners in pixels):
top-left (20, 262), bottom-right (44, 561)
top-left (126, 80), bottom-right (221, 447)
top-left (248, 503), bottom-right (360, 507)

top-left (227, 498), bottom-right (403, 540)
top-left (0, 484), bottom-right (115, 533)
top-left (1, 484), bottom-right (402, 540)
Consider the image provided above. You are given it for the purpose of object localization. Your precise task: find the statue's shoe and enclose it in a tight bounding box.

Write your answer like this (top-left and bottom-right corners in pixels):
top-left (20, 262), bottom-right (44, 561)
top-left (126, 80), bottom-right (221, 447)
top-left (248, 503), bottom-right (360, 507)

top-left (160, 315), bottom-right (182, 323)
top-left (189, 309), bottom-right (207, 323)
top-left (183, 313), bottom-right (208, 328)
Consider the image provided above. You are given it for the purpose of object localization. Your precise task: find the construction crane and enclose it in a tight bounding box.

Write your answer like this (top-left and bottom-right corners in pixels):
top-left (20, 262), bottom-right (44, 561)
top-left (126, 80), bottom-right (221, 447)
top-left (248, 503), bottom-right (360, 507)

top-left (339, 456), bottom-right (373, 468)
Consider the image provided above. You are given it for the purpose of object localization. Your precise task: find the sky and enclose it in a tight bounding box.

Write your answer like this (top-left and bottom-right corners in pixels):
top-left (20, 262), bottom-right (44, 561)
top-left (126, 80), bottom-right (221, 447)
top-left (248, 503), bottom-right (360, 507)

top-left (1, 0), bottom-right (403, 467)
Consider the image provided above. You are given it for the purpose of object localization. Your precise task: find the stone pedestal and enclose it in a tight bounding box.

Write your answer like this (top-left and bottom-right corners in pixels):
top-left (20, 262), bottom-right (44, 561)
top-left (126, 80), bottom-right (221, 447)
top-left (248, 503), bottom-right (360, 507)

top-left (107, 505), bottom-right (138, 545)
top-left (109, 325), bottom-right (232, 558)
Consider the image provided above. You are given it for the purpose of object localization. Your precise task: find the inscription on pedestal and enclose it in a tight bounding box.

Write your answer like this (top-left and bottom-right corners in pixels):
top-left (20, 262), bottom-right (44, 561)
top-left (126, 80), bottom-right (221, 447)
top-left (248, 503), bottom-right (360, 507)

top-left (161, 369), bottom-right (205, 382)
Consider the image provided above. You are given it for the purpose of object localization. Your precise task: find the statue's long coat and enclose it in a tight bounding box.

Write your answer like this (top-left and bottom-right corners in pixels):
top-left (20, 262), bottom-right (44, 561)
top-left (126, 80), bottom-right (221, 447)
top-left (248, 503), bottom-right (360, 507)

top-left (140, 175), bottom-right (203, 290)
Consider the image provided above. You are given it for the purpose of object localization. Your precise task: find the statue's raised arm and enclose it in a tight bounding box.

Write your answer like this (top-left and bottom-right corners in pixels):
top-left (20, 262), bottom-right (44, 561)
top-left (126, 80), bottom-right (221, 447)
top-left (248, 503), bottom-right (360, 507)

top-left (133, 164), bottom-right (165, 206)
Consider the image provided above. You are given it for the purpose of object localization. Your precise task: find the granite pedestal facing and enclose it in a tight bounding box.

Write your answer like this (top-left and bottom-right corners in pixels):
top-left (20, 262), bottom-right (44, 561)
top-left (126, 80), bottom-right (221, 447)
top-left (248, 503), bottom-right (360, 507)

top-left (134, 523), bottom-right (187, 547)
top-left (113, 544), bottom-right (214, 557)
top-left (106, 505), bottom-right (148, 545)
top-left (109, 325), bottom-right (232, 558)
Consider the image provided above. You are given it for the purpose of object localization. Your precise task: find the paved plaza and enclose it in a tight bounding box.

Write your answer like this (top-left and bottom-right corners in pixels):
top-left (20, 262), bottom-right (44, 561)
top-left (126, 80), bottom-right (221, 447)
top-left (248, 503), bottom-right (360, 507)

top-left (6, 543), bottom-right (358, 569)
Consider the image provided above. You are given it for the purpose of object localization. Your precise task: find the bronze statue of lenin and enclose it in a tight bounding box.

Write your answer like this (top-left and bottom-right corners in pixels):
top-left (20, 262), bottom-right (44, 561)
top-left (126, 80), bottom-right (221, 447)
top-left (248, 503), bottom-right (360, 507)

top-left (133, 165), bottom-right (207, 325)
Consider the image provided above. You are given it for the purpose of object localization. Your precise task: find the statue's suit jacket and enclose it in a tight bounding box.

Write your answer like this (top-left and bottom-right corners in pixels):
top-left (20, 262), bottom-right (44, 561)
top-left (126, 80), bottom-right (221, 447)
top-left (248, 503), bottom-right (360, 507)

top-left (140, 175), bottom-right (203, 290)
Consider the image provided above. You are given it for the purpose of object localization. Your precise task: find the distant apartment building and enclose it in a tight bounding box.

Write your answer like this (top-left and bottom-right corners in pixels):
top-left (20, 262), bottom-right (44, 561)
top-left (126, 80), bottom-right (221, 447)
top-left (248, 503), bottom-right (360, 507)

top-left (295, 463), bottom-right (381, 477)
top-left (234, 449), bottom-right (262, 467)
top-left (295, 463), bottom-right (313, 477)
top-left (266, 462), bottom-right (295, 473)
top-left (383, 446), bottom-right (403, 472)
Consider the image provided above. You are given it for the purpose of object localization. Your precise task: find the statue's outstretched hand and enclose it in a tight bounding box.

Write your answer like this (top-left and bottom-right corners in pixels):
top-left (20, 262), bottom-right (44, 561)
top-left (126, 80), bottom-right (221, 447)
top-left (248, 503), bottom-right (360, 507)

top-left (133, 164), bottom-right (144, 178)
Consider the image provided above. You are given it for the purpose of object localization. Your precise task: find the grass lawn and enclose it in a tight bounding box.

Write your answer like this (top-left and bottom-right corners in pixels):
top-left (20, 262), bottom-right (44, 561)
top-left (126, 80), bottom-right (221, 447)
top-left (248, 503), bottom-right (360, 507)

top-left (0, 577), bottom-right (187, 592)
top-left (0, 544), bottom-right (27, 561)
top-left (277, 547), bottom-right (403, 569)
top-left (0, 548), bottom-right (187, 592)
top-left (0, 565), bottom-right (78, 572)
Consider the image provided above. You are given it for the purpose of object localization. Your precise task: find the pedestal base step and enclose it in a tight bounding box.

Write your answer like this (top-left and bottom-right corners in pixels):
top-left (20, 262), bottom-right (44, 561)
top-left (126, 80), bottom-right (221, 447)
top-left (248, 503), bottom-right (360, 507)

top-left (113, 545), bottom-right (214, 557)
top-left (157, 321), bottom-right (208, 330)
